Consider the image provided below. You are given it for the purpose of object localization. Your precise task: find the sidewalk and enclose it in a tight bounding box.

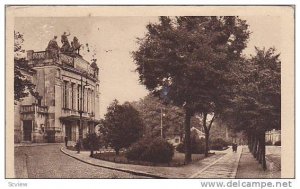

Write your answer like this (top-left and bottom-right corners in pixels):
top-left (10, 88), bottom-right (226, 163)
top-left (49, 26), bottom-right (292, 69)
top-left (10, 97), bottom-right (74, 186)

top-left (61, 146), bottom-right (227, 178)
top-left (266, 146), bottom-right (281, 171)
top-left (190, 146), bottom-right (242, 178)
top-left (236, 147), bottom-right (281, 178)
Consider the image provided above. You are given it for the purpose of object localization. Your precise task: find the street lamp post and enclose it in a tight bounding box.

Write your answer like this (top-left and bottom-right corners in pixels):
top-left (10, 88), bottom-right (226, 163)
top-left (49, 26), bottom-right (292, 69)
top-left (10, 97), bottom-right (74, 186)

top-left (78, 74), bottom-right (89, 141)
top-left (160, 107), bottom-right (166, 139)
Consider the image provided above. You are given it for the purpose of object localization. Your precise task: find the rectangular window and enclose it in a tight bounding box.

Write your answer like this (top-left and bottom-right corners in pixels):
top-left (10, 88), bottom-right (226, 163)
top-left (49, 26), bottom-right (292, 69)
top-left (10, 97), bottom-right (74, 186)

top-left (86, 89), bottom-right (88, 113)
top-left (71, 83), bottom-right (75, 110)
top-left (83, 88), bottom-right (85, 112)
top-left (77, 85), bottom-right (81, 111)
top-left (62, 81), bottom-right (65, 108)
top-left (63, 81), bottom-right (68, 109)
top-left (91, 90), bottom-right (94, 113)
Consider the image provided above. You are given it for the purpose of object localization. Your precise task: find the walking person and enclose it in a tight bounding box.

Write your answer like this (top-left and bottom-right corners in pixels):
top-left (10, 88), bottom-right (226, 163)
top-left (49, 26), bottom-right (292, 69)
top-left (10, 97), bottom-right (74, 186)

top-left (232, 142), bottom-right (237, 152)
top-left (235, 143), bottom-right (238, 152)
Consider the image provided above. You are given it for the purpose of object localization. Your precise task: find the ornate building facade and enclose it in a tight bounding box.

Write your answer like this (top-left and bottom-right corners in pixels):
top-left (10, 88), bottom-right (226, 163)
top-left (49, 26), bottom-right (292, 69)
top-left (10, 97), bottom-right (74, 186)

top-left (14, 50), bottom-right (100, 143)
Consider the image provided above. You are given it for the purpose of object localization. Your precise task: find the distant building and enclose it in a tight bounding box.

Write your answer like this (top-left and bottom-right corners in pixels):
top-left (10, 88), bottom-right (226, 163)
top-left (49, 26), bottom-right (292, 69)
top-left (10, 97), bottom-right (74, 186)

top-left (167, 127), bottom-right (205, 146)
top-left (166, 133), bottom-right (181, 146)
top-left (14, 49), bottom-right (100, 143)
top-left (265, 129), bottom-right (281, 145)
top-left (190, 126), bottom-right (205, 139)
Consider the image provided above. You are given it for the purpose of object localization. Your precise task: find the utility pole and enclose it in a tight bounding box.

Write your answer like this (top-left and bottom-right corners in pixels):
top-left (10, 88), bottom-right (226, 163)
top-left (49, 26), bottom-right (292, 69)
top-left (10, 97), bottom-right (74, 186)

top-left (78, 75), bottom-right (83, 141)
top-left (78, 73), bottom-right (89, 141)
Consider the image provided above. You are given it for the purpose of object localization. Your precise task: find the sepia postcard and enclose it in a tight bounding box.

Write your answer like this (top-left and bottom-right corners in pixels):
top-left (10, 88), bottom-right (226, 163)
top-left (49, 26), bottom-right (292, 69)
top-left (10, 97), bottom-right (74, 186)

top-left (5, 5), bottom-right (294, 179)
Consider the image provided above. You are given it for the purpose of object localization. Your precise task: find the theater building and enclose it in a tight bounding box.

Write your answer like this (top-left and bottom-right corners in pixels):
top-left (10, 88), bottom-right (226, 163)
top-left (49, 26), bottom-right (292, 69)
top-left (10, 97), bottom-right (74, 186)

top-left (14, 49), bottom-right (100, 143)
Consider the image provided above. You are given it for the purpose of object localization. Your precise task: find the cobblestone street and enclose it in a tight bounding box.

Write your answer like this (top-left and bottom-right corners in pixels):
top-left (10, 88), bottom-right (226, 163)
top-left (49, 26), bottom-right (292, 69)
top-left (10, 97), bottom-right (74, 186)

top-left (14, 144), bottom-right (281, 179)
top-left (61, 146), bottom-right (226, 178)
top-left (14, 144), bottom-right (149, 178)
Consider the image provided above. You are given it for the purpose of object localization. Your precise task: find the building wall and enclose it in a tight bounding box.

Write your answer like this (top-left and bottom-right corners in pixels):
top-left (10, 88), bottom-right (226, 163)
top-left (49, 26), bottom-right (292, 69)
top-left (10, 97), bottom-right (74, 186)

top-left (167, 135), bottom-right (181, 146)
top-left (35, 66), bottom-right (63, 142)
top-left (14, 102), bottom-right (22, 143)
top-left (55, 70), bottom-right (63, 139)
top-left (31, 111), bottom-right (47, 143)
top-left (15, 51), bottom-right (100, 143)
top-left (14, 69), bottom-right (37, 143)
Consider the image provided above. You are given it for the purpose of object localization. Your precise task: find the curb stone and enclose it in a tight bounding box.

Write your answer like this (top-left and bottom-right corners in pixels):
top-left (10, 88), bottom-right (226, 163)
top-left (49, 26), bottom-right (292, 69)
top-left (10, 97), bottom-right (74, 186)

top-left (60, 147), bottom-right (167, 179)
top-left (231, 146), bottom-right (243, 178)
top-left (15, 143), bottom-right (63, 147)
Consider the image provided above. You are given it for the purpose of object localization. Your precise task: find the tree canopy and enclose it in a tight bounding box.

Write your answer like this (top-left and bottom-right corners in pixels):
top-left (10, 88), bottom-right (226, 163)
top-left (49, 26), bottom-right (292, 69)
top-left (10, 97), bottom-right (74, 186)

top-left (99, 100), bottom-right (144, 155)
top-left (220, 47), bottom-right (281, 170)
top-left (133, 16), bottom-right (250, 161)
top-left (222, 47), bottom-right (281, 133)
top-left (131, 95), bottom-right (185, 138)
top-left (14, 31), bottom-right (38, 103)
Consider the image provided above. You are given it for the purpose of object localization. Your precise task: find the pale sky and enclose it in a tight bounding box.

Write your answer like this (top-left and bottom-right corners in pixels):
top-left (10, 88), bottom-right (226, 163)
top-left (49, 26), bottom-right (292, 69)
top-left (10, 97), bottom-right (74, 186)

top-left (15, 16), bottom-right (283, 118)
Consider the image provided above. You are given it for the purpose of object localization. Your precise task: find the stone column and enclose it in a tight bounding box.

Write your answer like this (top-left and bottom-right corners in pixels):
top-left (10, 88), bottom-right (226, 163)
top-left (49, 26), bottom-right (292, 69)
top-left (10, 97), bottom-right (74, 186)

top-left (67, 81), bottom-right (71, 110)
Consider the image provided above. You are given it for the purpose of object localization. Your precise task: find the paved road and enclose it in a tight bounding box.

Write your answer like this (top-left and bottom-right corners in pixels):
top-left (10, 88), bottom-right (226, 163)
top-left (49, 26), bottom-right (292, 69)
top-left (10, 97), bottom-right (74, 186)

top-left (14, 144), bottom-right (148, 178)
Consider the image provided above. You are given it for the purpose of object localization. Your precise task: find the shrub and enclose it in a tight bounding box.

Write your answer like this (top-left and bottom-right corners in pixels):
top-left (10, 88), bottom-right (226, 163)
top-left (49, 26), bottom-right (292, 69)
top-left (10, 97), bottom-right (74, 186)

top-left (265, 140), bottom-right (273, 145)
top-left (125, 137), bottom-right (150, 161)
top-left (142, 138), bottom-right (174, 163)
top-left (176, 137), bottom-right (205, 154)
top-left (82, 137), bottom-right (90, 150)
top-left (274, 140), bottom-right (281, 146)
top-left (191, 137), bottom-right (206, 154)
top-left (176, 143), bottom-right (185, 153)
top-left (126, 137), bottom-right (174, 163)
top-left (210, 138), bottom-right (228, 150)
top-left (82, 133), bottom-right (101, 151)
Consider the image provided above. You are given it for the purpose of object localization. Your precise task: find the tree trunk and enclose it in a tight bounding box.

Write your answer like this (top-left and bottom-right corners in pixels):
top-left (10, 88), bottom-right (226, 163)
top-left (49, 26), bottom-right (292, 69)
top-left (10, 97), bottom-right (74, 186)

top-left (184, 110), bottom-right (192, 163)
top-left (201, 113), bottom-right (209, 157)
top-left (250, 133), bottom-right (254, 152)
top-left (248, 132), bottom-right (253, 152)
top-left (204, 131), bottom-right (209, 157)
top-left (90, 150), bottom-right (94, 157)
top-left (252, 135), bottom-right (258, 158)
top-left (260, 132), bottom-right (267, 170)
top-left (257, 138), bottom-right (261, 162)
top-left (247, 133), bottom-right (251, 151)
top-left (115, 148), bottom-right (120, 156)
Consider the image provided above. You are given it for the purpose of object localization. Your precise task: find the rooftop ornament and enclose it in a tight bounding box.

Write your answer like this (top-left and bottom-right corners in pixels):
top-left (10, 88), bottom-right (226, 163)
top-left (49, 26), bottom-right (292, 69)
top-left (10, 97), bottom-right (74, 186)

top-left (46, 32), bottom-right (83, 59)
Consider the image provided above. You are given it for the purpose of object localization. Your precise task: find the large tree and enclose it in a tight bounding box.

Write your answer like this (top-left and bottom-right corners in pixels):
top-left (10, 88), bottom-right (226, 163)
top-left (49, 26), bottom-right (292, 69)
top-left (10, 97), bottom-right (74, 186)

top-left (99, 100), bottom-right (144, 155)
top-left (131, 95), bottom-right (185, 138)
top-left (14, 31), bottom-right (37, 103)
top-left (131, 95), bottom-right (202, 140)
top-left (222, 47), bottom-right (281, 170)
top-left (133, 16), bottom-right (250, 161)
